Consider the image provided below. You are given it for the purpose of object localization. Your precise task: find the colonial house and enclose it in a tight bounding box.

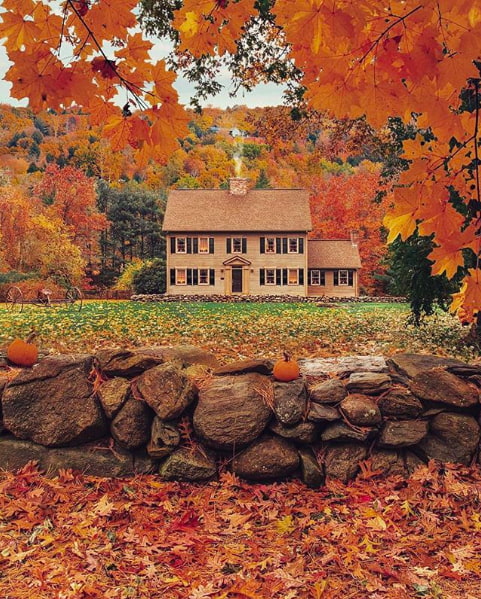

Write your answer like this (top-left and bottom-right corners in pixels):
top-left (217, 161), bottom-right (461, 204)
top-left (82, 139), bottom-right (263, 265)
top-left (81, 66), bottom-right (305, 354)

top-left (162, 178), bottom-right (362, 297)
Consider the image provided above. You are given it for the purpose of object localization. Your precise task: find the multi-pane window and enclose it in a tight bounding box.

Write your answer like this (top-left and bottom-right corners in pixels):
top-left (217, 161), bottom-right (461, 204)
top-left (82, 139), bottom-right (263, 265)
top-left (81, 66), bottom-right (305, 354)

top-left (310, 270), bottom-right (326, 286)
top-left (265, 269), bottom-right (276, 285)
top-left (339, 269), bottom-right (349, 285)
top-left (288, 238), bottom-right (299, 253)
top-left (176, 237), bottom-right (187, 253)
top-left (176, 268), bottom-right (187, 285)
top-left (232, 237), bottom-right (242, 252)
top-left (199, 237), bottom-right (209, 253)
top-left (199, 269), bottom-right (209, 285)
top-left (265, 237), bottom-right (275, 253)
top-left (288, 268), bottom-right (299, 285)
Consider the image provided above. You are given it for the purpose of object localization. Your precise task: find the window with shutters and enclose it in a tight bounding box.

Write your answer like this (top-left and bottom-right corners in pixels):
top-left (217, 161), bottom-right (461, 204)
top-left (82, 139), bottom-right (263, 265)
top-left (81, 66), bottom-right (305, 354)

top-left (199, 268), bottom-right (209, 285)
top-left (175, 269), bottom-right (187, 285)
top-left (265, 269), bottom-right (276, 285)
top-left (310, 270), bottom-right (325, 286)
top-left (288, 238), bottom-right (298, 253)
top-left (339, 269), bottom-right (349, 285)
top-left (288, 268), bottom-right (298, 285)
top-left (232, 237), bottom-right (242, 252)
top-left (176, 237), bottom-right (187, 253)
top-left (199, 237), bottom-right (209, 253)
top-left (265, 237), bottom-right (275, 253)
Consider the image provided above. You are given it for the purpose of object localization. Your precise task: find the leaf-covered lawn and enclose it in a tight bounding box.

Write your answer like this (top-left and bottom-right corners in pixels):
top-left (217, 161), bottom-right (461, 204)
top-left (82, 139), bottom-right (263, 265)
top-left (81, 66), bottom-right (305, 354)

top-left (0, 300), bottom-right (475, 362)
top-left (1, 462), bottom-right (481, 598)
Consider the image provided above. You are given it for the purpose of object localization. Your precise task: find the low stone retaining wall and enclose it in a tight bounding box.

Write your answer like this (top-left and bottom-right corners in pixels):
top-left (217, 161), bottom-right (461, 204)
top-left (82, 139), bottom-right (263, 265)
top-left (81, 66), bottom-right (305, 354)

top-left (1, 347), bottom-right (480, 486)
top-left (131, 293), bottom-right (406, 304)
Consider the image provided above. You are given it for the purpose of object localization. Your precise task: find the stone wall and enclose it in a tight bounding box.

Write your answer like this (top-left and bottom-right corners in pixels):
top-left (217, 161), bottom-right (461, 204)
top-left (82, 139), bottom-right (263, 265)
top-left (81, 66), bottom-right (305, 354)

top-left (1, 347), bottom-right (480, 487)
top-left (131, 293), bottom-right (406, 304)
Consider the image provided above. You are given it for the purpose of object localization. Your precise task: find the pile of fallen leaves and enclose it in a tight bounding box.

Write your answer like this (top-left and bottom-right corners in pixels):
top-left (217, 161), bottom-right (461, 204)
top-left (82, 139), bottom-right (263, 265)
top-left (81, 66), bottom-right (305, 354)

top-left (1, 461), bottom-right (481, 598)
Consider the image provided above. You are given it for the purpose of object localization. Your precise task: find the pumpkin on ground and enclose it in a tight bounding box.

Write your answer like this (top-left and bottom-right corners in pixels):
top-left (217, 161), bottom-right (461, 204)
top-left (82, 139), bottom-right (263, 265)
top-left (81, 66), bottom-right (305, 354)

top-left (272, 352), bottom-right (300, 382)
top-left (6, 333), bottom-right (38, 367)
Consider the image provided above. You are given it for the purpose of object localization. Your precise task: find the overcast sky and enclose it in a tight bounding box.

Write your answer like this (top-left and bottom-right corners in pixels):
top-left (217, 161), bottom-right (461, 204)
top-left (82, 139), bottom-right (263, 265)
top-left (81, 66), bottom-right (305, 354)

top-left (0, 44), bottom-right (285, 110)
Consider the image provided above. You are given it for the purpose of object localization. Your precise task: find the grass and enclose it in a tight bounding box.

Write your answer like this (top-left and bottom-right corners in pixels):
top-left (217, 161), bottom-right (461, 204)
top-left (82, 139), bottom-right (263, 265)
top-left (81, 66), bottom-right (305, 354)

top-left (0, 300), bottom-right (476, 362)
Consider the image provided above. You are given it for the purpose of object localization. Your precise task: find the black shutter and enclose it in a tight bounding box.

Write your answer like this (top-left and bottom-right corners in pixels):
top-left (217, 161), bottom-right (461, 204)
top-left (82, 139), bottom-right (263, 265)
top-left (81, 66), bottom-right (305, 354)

top-left (186, 237), bottom-right (192, 254)
top-left (187, 269), bottom-right (193, 285)
top-left (170, 237), bottom-right (176, 254)
top-left (348, 270), bottom-right (354, 286)
top-left (260, 237), bottom-right (265, 253)
top-left (226, 238), bottom-right (231, 253)
top-left (308, 269), bottom-right (313, 284)
top-left (192, 238), bottom-right (198, 254)
top-left (282, 238), bottom-right (288, 254)
top-left (209, 237), bottom-right (214, 254)
top-left (193, 269), bottom-right (198, 285)
top-left (170, 269), bottom-right (176, 285)
top-left (260, 269), bottom-right (265, 285)
top-left (334, 271), bottom-right (339, 286)
top-left (320, 271), bottom-right (326, 285)
top-left (299, 268), bottom-right (304, 285)
top-left (276, 269), bottom-right (282, 285)
top-left (242, 238), bottom-right (247, 253)
top-left (276, 238), bottom-right (281, 254)
top-left (282, 268), bottom-right (288, 285)
top-left (299, 238), bottom-right (304, 254)
top-left (209, 269), bottom-right (215, 285)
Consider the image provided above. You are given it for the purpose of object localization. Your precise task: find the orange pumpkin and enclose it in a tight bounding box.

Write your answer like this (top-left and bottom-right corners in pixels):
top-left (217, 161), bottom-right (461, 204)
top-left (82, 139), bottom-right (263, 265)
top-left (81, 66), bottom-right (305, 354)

top-left (7, 333), bottom-right (38, 367)
top-left (273, 352), bottom-right (300, 382)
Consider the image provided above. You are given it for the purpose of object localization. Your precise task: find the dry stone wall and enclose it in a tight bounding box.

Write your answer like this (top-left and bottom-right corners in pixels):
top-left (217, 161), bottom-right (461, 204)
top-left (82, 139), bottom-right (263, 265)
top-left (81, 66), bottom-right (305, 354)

top-left (1, 346), bottom-right (480, 487)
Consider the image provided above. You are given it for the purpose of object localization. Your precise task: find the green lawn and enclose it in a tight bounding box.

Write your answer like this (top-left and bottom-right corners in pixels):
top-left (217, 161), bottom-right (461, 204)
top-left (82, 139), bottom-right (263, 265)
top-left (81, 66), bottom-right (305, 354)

top-left (0, 300), bottom-right (474, 362)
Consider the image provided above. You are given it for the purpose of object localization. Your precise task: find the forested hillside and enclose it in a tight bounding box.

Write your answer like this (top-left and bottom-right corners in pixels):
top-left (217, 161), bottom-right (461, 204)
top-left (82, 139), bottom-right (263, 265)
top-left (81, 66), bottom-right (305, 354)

top-left (0, 103), bottom-right (393, 294)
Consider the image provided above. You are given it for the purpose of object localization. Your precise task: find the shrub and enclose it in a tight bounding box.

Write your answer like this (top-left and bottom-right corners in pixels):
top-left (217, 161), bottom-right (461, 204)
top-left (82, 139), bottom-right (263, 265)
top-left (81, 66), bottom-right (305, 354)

top-left (132, 259), bottom-right (166, 294)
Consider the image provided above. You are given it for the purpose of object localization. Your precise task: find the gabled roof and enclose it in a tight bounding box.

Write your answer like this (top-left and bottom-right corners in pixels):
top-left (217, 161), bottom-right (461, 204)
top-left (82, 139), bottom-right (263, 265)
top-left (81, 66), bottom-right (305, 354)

top-left (162, 188), bottom-right (312, 232)
top-left (308, 239), bottom-right (362, 269)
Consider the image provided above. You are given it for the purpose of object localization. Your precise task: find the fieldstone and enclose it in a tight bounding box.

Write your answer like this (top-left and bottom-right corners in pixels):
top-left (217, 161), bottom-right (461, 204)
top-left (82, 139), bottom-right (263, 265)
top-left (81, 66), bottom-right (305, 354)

top-left (97, 377), bottom-right (130, 419)
top-left (340, 394), bottom-right (382, 427)
top-left (346, 372), bottom-right (391, 395)
top-left (132, 449), bottom-right (158, 474)
top-left (307, 403), bottom-right (340, 423)
top-left (270, 419), bottom-right (319, 444)
top-left (415, 412), bottom-right (480, 465)
top-left (158, 446), bottom-right (216, 481)
top-left (298, 448), bottom-right (324, 488)
top-left (321, 422), bottom-right (372, 443)
top-left (232, 436), bottom-right (299, 481)
top-left (370, 449), bottom-right (407, 477)
top-left (300, 356), bottom-right (387, 377)
top-left (46, 442), bottom-right (134, 477)
top-left (147, 417), bottom-right (180, 459)
top-left (388, 354), bottom-right (467, 380)
top-left (214, 359), bottom-right (273, 376)
top-left (136, 363), bottom-right (196, 420)
top-left (193, 373), bottom-right (272, 450)
top-left (378, 387), bottom-right (423, 418)
top-left (0, 436), bottom-right (49, 471)
top-left (378, 420), bottom-right (428, 448)
top-left (110, 397), bottom-right (153, 450)
top-left (96, 348), bottom-right (164, 377)
top-left (273, 378), bottom-right (307, 425)
top-left (409, 368), bottom-right (479, 408)
top-left (447, 364), bottom-right (481, 377)
top-left (2, 355), bottom-right (107, 447)
top-left (324, 443), bottom-right (367, 483)
top-left (309, 379), bottom-right (347, 404)
top-left (155, 345), bottom-right (220, 369)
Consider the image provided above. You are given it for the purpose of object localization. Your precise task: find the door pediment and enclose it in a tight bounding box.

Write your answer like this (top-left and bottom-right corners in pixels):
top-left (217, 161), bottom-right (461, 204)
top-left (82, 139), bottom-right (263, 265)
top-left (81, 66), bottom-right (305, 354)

top-left (223, 255), bottom-right (251, 266)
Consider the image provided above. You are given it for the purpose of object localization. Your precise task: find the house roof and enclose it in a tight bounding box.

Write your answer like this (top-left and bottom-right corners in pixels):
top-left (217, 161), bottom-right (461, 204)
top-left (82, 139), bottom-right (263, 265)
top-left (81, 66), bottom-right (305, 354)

top-left (308, 239), bottom-right (362, 269)
top-left (162, 188), bottom-right (312, 232)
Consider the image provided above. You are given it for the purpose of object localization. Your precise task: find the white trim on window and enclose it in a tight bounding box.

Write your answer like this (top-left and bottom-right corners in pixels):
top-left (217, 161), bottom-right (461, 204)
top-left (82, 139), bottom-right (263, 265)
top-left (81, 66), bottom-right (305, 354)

top-left (199, 268), bottom-right (209, 285)
top-left (176, 237), bottom-right (187, 253)
top-left (310, 270), bottom-right (320, 285)
top-left (232, 237), bottom-right (242, 253)
top-left (265, 237), bottom-right (275, 253)
top-left (175, 268), bottom-right (187, 285)
top-left (265, 268), bottom-right (276, 285)
top-left (199, 237), bottom-right (209, 254)
top-left (288, 268), bottom-right (298, 285)
top-left (288, 238), bottom-right (298, 253)
top-left (338, 269), bottom-right (349, 285)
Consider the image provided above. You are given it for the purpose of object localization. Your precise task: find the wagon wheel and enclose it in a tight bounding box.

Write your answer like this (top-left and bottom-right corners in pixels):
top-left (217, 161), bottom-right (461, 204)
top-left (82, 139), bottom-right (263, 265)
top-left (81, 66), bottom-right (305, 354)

top-left (5, 286), bottom-right (24, 312)
top-left (65, 286), bottom-right (83, 310)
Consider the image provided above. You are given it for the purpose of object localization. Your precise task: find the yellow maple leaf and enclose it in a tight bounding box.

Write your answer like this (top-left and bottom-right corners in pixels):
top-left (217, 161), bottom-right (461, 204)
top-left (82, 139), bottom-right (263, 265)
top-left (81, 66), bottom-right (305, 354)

top-left (451, 269), bottom-right (481, 317)
top-left (383, 186), bottom-right (422, 243)
top-left (0, 11), bottom-right (41, 51)
top-left (103, 114), bottom-right (133, 151)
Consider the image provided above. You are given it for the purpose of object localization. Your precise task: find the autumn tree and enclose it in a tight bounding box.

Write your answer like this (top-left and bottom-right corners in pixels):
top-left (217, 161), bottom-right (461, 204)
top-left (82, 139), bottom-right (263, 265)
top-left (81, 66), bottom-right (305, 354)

top-left (3, 1), bottom-right (481, 316)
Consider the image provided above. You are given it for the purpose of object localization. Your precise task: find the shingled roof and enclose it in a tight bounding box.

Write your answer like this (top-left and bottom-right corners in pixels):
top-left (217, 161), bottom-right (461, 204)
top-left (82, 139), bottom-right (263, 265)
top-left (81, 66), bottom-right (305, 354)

top-left (308, 239), bottom-right (362, 269)
top-left (162, 188), bottom-right (312, 232)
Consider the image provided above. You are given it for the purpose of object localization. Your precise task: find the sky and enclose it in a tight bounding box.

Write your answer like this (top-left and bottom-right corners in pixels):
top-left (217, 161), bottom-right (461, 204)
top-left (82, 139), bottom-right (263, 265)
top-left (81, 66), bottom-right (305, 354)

top-left (0, 45), bottom-right (285, 111)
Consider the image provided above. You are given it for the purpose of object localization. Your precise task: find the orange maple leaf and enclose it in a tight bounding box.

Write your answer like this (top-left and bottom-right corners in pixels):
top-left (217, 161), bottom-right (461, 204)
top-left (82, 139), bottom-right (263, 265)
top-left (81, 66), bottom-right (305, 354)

top-left (383, 186), bottom-right (423, 243)
top-left (0, 11), bottom-right (41, 51)
top-left (102, 114), bottom-right (133, 151)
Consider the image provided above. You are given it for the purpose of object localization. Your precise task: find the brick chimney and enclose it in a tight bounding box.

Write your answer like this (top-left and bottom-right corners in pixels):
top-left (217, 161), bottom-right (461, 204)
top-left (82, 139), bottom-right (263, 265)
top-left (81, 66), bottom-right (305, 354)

top-left (229, 177), bottom-right (250, 196)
